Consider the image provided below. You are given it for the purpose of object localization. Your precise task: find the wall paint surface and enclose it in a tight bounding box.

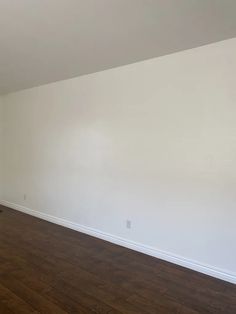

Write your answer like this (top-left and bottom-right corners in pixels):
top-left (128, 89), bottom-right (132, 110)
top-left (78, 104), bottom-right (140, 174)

top-left (1, 38), bottom-right (236, 277)
top-left (0, 98), bottom-right (3, 198)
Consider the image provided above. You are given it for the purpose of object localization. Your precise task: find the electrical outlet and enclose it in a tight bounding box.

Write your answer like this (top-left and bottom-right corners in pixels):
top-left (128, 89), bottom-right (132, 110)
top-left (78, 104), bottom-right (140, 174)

top-left (24, 194), bottom-right (27, 201)
top-left (126, 220), bottom-right (131, 229)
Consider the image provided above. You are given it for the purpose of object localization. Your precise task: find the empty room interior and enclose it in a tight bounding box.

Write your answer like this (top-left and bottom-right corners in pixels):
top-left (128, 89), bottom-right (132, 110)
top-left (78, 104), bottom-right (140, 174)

top-left (0, 1), bottom-right (236, 313)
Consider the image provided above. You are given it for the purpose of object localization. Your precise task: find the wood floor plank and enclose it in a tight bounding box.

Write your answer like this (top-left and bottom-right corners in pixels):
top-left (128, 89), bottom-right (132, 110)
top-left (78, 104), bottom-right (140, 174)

top-left (0, 283), bottom-right (39, 314)
top-left (0, 205), bottom-right (235, 313)
top-left (0, 275), bottom-right (68, 314)
top-left (0, 301), bottom-right (15, 314)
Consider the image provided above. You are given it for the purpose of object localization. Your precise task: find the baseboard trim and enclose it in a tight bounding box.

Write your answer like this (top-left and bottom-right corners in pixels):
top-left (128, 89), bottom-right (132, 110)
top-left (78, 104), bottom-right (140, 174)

top-left (1, 199), bottom-right (235, 285)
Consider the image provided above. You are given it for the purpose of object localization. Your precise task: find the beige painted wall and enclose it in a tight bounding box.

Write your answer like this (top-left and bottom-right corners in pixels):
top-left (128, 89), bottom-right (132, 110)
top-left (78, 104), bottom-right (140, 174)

top-left (1, 38), bottom-right (236, 279)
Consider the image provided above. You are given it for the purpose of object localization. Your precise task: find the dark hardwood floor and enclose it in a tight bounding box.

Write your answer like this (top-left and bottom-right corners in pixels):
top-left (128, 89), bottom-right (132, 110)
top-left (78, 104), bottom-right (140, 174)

top-left (0, 205), bottom-right (235, 313)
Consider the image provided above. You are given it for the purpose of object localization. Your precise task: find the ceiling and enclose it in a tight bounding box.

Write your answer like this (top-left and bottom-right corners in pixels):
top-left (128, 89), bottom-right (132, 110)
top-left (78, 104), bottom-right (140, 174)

top-left (0, 0), bottom-right (236, 94)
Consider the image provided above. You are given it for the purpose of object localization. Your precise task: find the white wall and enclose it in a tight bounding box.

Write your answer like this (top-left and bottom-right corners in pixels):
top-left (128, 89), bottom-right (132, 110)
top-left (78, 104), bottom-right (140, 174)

top-left (1, 38), bottom-right (236, 282)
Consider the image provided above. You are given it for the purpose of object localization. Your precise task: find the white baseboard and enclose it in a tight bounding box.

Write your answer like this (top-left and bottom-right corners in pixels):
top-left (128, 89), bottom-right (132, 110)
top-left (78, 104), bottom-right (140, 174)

top-left (1, 199), bottom-right (235, 285)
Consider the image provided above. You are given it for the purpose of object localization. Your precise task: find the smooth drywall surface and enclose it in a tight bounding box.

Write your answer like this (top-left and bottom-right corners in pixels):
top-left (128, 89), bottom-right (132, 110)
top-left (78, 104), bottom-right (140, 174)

top-left (1, 0), bottom-right (236, 94)
top-left (0, 98), bottom-right (2, 198)
top-left (1, 38), bottom-right (236, 276)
